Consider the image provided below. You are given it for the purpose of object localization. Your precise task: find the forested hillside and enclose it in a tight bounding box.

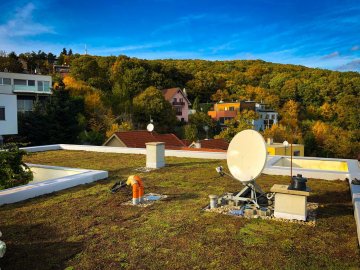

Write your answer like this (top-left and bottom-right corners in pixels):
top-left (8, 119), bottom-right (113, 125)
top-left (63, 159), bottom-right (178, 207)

top-left (2, 51), bottom-right (359, 158)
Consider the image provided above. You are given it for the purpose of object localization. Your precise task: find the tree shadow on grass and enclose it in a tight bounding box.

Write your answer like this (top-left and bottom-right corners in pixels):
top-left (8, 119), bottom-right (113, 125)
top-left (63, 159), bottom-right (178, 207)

top-left (0, 224), bottom-right (82, 270)
top-left (310, 190), bottom-right (351, 204)
top-left (309, 190), bottom-right (354, 219)
top-left (316, 203), bottom-right (354, 219)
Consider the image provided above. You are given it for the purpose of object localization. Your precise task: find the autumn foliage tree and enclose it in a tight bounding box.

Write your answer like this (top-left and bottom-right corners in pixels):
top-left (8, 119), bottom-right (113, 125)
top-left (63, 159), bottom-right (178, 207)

top-left (133, 86), bottom-right (178, 132)
top-left (215, 110), bottom-right (258, 142)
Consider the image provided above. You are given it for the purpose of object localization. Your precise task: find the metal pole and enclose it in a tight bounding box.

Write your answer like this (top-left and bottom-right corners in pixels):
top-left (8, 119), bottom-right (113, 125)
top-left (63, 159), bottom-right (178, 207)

top-left (290, 141), bottom-right (293, 180)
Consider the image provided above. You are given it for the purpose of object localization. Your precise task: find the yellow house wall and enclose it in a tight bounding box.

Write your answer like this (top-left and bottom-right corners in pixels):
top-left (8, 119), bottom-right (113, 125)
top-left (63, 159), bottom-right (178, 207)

top-left (267, 147), bottom-right (277, 156)
top-left (267, 145), bottom-right (304, 157)
top-left (214, 103), bottom-right (240, 111)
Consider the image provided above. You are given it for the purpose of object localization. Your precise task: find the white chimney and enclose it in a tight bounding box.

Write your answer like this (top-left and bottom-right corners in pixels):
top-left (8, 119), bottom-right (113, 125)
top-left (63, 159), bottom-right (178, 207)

top-left (194, 141), bottom-right (201, 148)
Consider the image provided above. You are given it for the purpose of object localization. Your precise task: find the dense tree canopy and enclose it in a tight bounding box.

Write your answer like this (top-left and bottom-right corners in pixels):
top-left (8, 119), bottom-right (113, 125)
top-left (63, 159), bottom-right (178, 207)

top-left (133, 86), bottom-right (177, 132)
top-left (1, 49), bottom-right (359, 158)
top-left (18, 90), bottom-right (85, 145)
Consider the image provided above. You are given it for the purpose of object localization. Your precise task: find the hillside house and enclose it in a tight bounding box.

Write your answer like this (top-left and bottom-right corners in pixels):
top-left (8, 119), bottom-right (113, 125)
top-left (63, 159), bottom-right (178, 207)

top-left (0, 71), bottom-right (52, 114)
top-left (161, 88), bottom-right (191, 122)
top-left (103, 130), bottom-right (187, 149)
top-left (208, 100), bottom-right (278, 131)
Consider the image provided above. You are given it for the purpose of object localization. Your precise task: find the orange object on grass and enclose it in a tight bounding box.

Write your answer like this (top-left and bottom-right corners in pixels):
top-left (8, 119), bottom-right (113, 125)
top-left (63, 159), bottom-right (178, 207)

top-left (127, 175), bottom-right (144, 204)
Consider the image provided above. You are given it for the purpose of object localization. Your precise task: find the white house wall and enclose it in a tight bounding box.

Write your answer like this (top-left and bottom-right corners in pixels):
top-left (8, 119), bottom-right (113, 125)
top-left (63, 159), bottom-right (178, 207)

top-left (0, 94), bottom-right (18, 135)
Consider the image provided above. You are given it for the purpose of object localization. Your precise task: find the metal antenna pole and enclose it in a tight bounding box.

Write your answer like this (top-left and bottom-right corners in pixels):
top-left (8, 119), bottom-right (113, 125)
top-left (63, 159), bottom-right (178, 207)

top-left (291, 142), bottom-right (293, 179)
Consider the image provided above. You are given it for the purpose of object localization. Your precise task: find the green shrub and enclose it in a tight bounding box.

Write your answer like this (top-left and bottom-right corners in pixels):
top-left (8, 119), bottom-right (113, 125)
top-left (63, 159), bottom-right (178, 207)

top-left (0, 143), bottom-right (33, 190)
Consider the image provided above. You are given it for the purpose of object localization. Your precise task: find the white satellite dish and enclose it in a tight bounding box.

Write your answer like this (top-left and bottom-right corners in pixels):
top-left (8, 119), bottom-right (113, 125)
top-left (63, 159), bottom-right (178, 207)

top-left (215, 129), bottom-right (268, 208)
top-left (147, 123), bottom-right (154, 132)
top-left (227, 129), bottom-right (267, 184)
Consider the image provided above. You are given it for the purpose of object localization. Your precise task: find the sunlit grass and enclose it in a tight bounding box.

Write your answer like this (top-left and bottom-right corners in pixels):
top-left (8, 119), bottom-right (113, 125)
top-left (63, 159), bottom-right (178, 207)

top-left (0, 150), bottom-right (359, 269)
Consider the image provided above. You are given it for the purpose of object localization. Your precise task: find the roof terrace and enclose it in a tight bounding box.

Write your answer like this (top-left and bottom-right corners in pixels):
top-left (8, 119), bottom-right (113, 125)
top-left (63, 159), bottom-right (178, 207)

top-left (0, 149), bottom-right (359, 269)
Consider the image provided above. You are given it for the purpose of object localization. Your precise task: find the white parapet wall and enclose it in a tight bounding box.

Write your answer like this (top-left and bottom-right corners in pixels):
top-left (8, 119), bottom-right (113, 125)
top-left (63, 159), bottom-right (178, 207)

top-left (347, 160), bottom-right (360, 245)
top-left (21, 144), bottom-right (227, 159)
top-left (21, 144), bottom-right (62, 153)
top-left (0, 164), bottom-right (108, 205)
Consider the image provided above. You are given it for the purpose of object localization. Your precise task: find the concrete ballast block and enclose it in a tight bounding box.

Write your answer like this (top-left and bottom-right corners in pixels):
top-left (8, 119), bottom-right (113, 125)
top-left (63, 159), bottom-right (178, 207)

top-left (273, 193), bottom-right (308, 221)
top-left (271, 184), bottom-right (310, 221)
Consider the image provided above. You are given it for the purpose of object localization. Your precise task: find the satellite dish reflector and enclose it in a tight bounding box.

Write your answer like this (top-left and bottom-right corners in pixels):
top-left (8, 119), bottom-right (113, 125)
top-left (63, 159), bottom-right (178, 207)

top-left (227, 129), bottom-right (267, 183)
top-left (147, 123), bottom-right (154, 132)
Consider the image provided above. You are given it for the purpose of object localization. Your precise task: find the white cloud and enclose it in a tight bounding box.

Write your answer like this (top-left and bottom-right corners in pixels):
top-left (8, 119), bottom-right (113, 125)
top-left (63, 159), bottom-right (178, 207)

top-left (151, 14), bottom-right (207, 35)
top-left (0, 3), bottom-right (54, 38)
top-left (337, 59), bottom-right (360, 72)
top-left (90, 41), bottom-right (172, 55)
top-left (321, 51), bottom-right (340, 59)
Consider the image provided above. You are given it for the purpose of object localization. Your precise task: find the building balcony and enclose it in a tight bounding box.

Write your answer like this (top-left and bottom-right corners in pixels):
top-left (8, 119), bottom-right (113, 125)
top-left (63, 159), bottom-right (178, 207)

top-left (13, 85), bottom-right (51, 94)
top-left (172, 101), bottom-right (185, 106)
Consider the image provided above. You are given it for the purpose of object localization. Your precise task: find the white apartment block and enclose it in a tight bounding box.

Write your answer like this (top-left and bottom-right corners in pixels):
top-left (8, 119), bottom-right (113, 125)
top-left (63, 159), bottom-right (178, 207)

top-left (0, 72), bottom-right (52, 135)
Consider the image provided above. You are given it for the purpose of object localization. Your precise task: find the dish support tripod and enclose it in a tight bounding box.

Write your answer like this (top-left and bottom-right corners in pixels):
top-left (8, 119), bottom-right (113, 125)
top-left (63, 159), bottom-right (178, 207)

top-left (216, 166), bottom-right (266, 209)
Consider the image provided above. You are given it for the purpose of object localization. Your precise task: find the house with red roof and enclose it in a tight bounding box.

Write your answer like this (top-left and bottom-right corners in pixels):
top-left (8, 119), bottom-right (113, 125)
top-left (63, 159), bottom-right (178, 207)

top-left (187, 138), bottom-right (229, 150)
top-left (103, 130), bottom-right (187, 149)
top-left (161, 88), bottom-right (191, 122)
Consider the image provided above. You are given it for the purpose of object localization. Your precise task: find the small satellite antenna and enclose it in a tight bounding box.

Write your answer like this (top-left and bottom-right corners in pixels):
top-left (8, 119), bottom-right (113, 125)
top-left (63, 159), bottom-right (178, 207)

top-left (147, 116), bottom-right (154, 132)
top-left (216, 129), bottom-right (268, 208)
top-left (147, 123), bottom-right (154, 132)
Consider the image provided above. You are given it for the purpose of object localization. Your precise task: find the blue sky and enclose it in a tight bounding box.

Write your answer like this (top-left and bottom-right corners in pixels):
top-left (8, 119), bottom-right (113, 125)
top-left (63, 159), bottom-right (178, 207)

top-left (1, 0), bottom-right (360, 71)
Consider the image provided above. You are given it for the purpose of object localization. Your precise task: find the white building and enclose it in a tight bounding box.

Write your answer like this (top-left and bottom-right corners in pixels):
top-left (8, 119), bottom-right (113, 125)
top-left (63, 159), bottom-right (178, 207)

top-left (0, 92), bottom-right (17, 136)
top-left (253, 103), bottom-right (278, 131)
top-left (0, 72), bottom-right (52, 113)
top-left (0, 72), bottom-right (52, 136)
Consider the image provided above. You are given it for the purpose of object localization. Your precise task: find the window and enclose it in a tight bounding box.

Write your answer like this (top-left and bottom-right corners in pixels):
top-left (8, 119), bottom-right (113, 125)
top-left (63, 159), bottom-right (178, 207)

top-left (0, 107), bottom-right (5, 120)
top-left (175, 107), bottom-right (182, 115)
top-left (229, 107), bottom-right (234, 111)
top-left (17, 99), bottom-right (34, 112)
top-left (14, 79), bottom-right (26, 85)
top-left (37, 81), bottom-right (50, 92)
top-left (28, 80), bottom-right (35, 86)
top-left (44, 81), bottom-right (50, 91)
top-left (38, 81), bottom-right (43, 91)
top-left (173, 98), bottom-right (177, 102)
top-left (0, 77), bottom-right (11, 85)
top-left (294, 150), bottom-right (300, 156)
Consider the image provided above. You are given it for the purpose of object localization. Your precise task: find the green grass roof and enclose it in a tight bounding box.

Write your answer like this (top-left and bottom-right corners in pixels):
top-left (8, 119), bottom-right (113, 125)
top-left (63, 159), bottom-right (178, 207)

top-left (0, 150), bottom-right (359, 269)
